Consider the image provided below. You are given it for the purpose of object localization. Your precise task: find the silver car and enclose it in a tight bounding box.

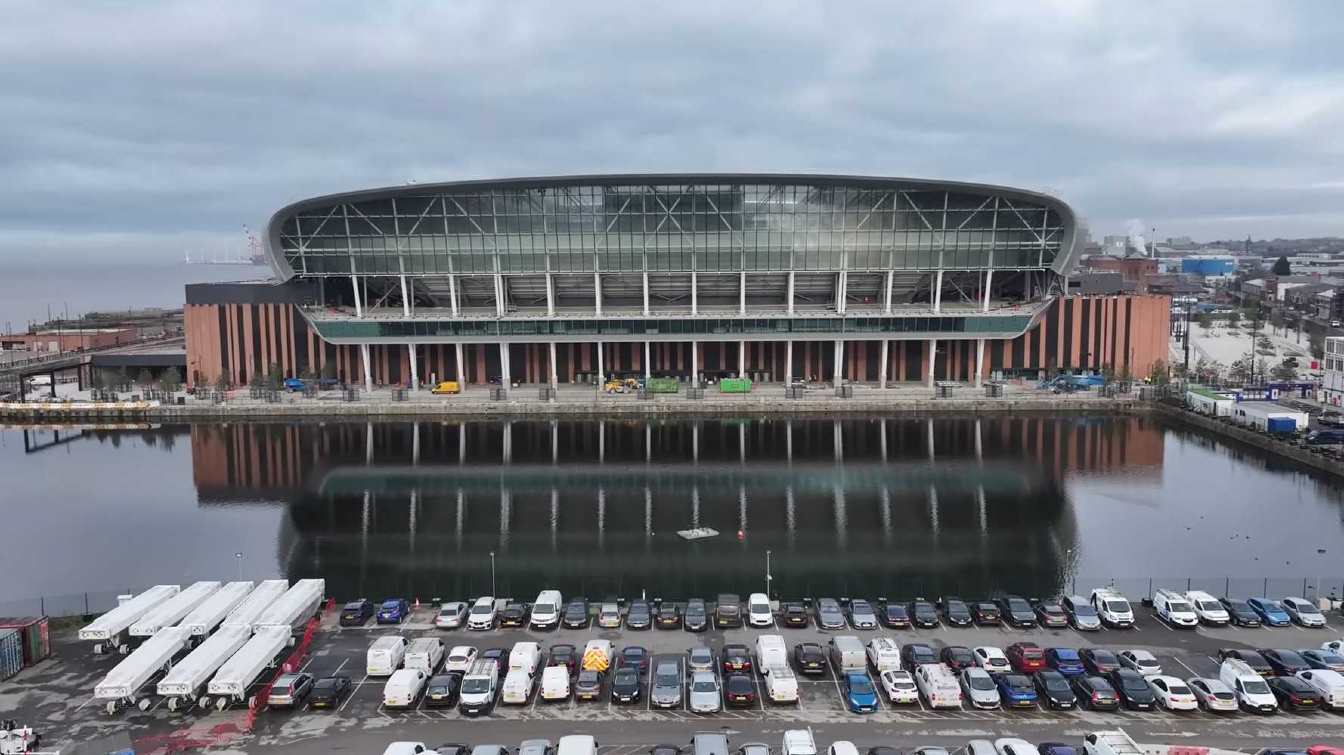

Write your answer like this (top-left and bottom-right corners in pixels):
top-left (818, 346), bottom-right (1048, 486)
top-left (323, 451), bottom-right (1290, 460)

top-left (435, 601), bottom-right (469, 629)
top-left (959, 667), bottom-right (1001, 709)
top-left (688, 671), bottom-right (721, 713)
top-left (1186, 677), bottom-right (1238, 713)
top-left (597, 602), bottom-right (621, 628)
top-left (816, 598), bottom-right (846, 630)
top-left (687, 646), bottom-right (715, 674)
top-left (849, 599), bottom-right (878, 629)
top-left (651, 661), bottom-right (683, 708)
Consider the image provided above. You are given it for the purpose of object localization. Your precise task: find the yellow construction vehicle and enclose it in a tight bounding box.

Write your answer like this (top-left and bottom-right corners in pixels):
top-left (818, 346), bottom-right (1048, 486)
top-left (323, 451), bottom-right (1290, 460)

top-left (603, 379), bottom-right (626, 393)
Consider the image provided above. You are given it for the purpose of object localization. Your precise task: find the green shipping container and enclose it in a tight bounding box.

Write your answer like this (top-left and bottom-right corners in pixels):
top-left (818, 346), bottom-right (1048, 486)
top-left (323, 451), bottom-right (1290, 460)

top-left (646, 377), bottom-right (680, 393)
top-left (719, 377), bottom-right (753, 393)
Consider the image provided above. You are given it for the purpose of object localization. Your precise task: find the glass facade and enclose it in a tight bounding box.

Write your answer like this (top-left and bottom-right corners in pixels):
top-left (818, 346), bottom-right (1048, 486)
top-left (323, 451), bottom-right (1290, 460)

top-left (274, 178), bottom-right (1074, 278)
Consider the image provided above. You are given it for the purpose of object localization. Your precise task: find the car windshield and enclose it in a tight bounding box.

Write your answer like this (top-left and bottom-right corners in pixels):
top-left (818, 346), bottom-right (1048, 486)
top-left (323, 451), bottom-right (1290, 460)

top-left (1092, 651), bottom-right (1116, 663)
top-left (1007, 599), bottom-right (1030, 611)
top-left (1198, 600), bottom-right (1222, 612)
top-left (1169, 683), bottom-right (1192, 695)
top-left (1297, 603), bottom-right (1323, 615)
top-left (850, 677), bottom-right (873, 693)
top-left (1243, 679), bottom-right (1270, 694)
top-left (751, 602), bottom-right (769, 613)
top-left (970, 675), bottom-right (995, 690)
top-left (1121, 676), bottom-right (1147, 692)
top-left (1263, 600), bottom-right (1285, 611)
top-left (1044, 676), bottom-right (1069, 691)
top-left (656, 672), bottom-right (678, 686)
top-left (1168, 600), bottom-right (1193, 612)
top-left (461, 678), bottom-right (489, 694)
top-left (692, 680), bottom-right (717, 692)
top-left (1105, 600), bottom-right (1131, 613)
top-left (578, 672), bottom-right (597, 684)
top-left (1072, 604), bottom-right (1097, 617)
top-left (470, 604), bottom-right (491, 615)
top-left (615, 670), bottom-right (637, 684)
top-left (314, 679), bottom-right (337, 690)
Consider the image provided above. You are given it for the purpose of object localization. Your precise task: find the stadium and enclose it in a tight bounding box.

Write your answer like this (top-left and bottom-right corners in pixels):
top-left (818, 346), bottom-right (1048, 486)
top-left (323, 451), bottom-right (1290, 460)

top-left (184, 174), bottom-right (1170, 390)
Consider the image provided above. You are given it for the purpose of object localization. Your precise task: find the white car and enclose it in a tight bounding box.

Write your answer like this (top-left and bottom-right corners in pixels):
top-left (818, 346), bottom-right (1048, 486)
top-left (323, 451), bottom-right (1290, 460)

top-left (994, 738), bottom-right (1037, 755)
top-left (1282, 597), bottom-right (1328, 627)
top-left (973, 646), bottom-right (1011, 674)
top-left (434, 601), bottom-right (468, 629)
top-left (1147, 675), bottom-right (1197, 711)
top-left (1153, 589), bottom-right (1199, 628)
top-left (1323, 640), bottom-right (1344, 655)
top-left (1118, 649), bottom-right (1162, 676)
top-left (466, 596), bottom-right (496, 630)
top-left (444, 645), bottom-right (478, 674)
top-left (1297, 669), bottom-right (1344, 710)
top-left (1184, 590), bottom-right (1230, 625)
top-left (782, 730), bottom-right (817, 755)
top-left (1186, 677), bottom-right (1238, 713)
top-left (748, 593), bottom-right (774, 627)
top-left (879, 669), bottom-right (920, 704)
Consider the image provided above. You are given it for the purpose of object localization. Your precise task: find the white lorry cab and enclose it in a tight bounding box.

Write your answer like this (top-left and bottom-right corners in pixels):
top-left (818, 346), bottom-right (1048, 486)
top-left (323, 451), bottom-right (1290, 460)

top-left (467, 596), bottom-right (497, 630)
top-left (530, 590), bottom-right (564, 630)
top-left (509, 641), bottom-right (542, 675)
top-left (405, 637), bottom-right (445, 675)
top-left (762, 664), bottom-right (798, 703)
top-left (1152, 589), bottom-right (1199, 628)
top-left (501, 667), bottom-right (536, 704)
top-left (540, 665), bottom-right (571, 701)
top-left (914, 663), bottom-right (962, 709)
top-left (755, 634), bottom-right (788, 672)
top-left (828, 636), bottom-right (866, 673)
top-left (1184, 590), bottom-right (1230, 625)
top-left (367, 636), bottom-right (409, 677)
top-left (1219, 659), bottom-right (1278, 713)
top-left (1088, 588), bottom-right (1134, 628)
top-left (866, 637), bottom-right (901, 673)
top-left (383, 668), bottom-right (428, 708)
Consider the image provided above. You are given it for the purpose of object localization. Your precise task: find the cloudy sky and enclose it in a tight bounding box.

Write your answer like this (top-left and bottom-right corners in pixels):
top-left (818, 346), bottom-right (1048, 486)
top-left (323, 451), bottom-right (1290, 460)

top-left (2, 0), bottom-right (1342, 266)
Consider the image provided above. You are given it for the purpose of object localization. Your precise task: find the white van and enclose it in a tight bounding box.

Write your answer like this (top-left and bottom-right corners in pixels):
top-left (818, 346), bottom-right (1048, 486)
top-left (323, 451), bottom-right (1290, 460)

top-left (467, 596), bottom-right (497, 631)
top-left (914, 663), bottom-right (962, 709)
top-left (828, 635), bottom-right (866, 673)
top-left (1184, 590), bottom-right (1230, 625)
top-left (866, 637), bottom-right (901, 673)
top-left (405, 637), bottom-right (445, 675)
top-left (748, 592), bottom-right (774, 627)
top-left (540, 665), bottom-right (571, 701)
top-left (581, 639), bottom-right (614, 672)
top-left (458, 658), bottom-right (500, 716)
top-left (501, 667), bottom-right (535, 704)
top-left (509, 641), bottom-right (542, 675)
top-left (1297, 669), bottom-right (1344, 710)
top-left (755, 634), bottom-right (788, 672)
top-left (557, 735), bottom-right (598, 755)
top-left (383, 668), bottom-right (428, 708)
top-left (762, 664), bottom-right (798, 703)
top-left (782, 729), bottom-right (817, 755)
top-left (826, 743), bottom-right (859, 755)
top-left (1152, 589), bottom-right (1198, 628)
top-left (1218, 659), bottom-right (1277, 713)
top-left (367, 636), bottom-right (409, 677)
top-left (530, 590), bottom-right (564, 630)
top-left (1082, 730), bottom-right (1143, 755)
top-left (1088, 588), bottom-right (1134, 628)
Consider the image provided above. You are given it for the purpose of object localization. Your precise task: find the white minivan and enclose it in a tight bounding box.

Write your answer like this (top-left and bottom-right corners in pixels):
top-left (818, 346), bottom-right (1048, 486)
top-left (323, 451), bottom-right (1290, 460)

top-left (1219, 659), bottom-right (1278, 713)
top-left (509, 641), bottom-right (542, 675)
top-left (1089, 588), bottom-right (1134, 628)
top-left (540, 664), bottom-right (571, 701)
top-left (755, 634), bottom-right (788, 672)
top-left (367, 636), bottom-right (409, 677)
top-left (467, 596), bottom-right (497, 631)
top-left (1152, 589), bottom-right (1198, 628)
top-left (405, 637), bottom-right (445, 675)
top-left (762, 664), bottom-right (798, 703)
top-left (1184, 590), bottom-right (1230, 625)
top-left (558, 735), bottom-right (598, 755)
top-left (501, 668), bottom-right (535, 704)
top-left (530, 590), bottom-right (564, 630)
top-left (866, 637), bottom-right (901, 673)
top-left (748, 593), bottom-right (774, 627)
top-left (1297, 669), bottom-right (1344, 710)
top-left (383, 668), bottom-right (428, 708)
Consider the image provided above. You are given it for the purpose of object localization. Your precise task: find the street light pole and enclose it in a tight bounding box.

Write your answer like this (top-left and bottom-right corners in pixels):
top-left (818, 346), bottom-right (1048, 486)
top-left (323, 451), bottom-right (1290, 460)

top-left (765, 549), bottom-right (772, 598)
top-left (489, 551), bottom-right (496, 597)
top-left (235, 552), bottom-right (243, 582)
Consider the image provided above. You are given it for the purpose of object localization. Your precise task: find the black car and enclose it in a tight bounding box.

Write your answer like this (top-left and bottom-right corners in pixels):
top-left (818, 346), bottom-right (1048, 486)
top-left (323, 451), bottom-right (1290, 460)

top-left (1267, 676), bottom-right (1323, 712)
top-left (1218, 598), bottom-right (1262, 627)
top-left (619, 645), bottom-right (650, 673)
top-left (879, 601), bottom-right (911, 629)
top-left (725, 673), bottom-right (756, 707)
top-left (1033, 670), bottom-right (1077, 709)
top-left (1033, 599), bottom-right (1070, 629)
top-left (1070, 675), bottom-right (1119, 711)
top-left (549, 644), bottom-right (578, 675)
top-left (626, 600), bottom-right (653, 630)
top-left (940, 597), bottom-right (973, 626)
top-left (1108, 668), bottom-right (1156, 710)
top-left (794, 642), bottom-right (827, 674)
top-left (480, 647), bottom-right (508, 673)
top-left (909, 600), bottom-right (939, 628)
top-left (1080, 648), bottom-right (1121, 676)
top-left (1217, 648), bottom-right (1272, 676)
top-left (424, 673), bottom-right (463, 708)
top-left (339, 599), bottom-right (374, 626)
top-left (997, 596), bottom-right (1037, 628)
top-left (1260, 649), bottom-right (1312, 676)
top-left (901, 643), bottom-right (937, 672)
top-left (721, 644), bottom-right (753, 674)
top-left (781, 602), bottom-right (810, 628)
top-left (562, 599), bottom-right (590, 629)
top-left (649, 746), bottom-right (681, 755)
top-left (308, 675), bottom-right (352, 708)
top-left (500, 602), bottom-right (529, 628)
top-left (715, 594), bottom-right (743, 628)
top-left (611, 667), bottom-right (642, 704)
top-left (941, 645), bottom-right (976, 671)
top-left (971, 601), bottom-right (1002, 626)
top-left (655, 602), bottom-right (682, 629)
top-left (684, 598), bottom-right (709, 632)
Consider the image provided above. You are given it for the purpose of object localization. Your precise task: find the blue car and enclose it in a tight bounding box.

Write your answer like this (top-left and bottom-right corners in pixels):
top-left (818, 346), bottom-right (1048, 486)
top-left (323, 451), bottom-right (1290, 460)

top-left (842, 671), bottom-right (879, 713)
top-left (283, 377), bottom-right (305, 392)
top-left (996, 673), bottom-right (1039, 708)
top-left (1246, 598), bottom-right (1292, 627)
top-left (1046, 648), bottom-right (1086, 677)
top-left (376, 598), bottom-right (410, 624)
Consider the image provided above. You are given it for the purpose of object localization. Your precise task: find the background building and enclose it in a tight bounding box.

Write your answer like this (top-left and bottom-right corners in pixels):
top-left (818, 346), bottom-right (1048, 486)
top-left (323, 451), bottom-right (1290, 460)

top-left (185, 174), bottom-right (1171, 388)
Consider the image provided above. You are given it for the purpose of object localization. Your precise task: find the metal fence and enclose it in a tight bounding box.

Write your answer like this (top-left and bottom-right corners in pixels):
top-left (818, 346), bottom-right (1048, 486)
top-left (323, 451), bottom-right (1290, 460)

top-left (0, 590), bottom-right (132, 619)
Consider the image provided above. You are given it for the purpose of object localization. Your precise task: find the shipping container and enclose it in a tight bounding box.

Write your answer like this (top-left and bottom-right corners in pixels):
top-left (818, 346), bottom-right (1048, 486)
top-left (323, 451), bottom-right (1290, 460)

top-left (646, 377), bottom-right (680, 394)
top-left (719, 377), bottom-right (753, 394)
top-left (0, 616), bottom-right (51, 666)
top-left (0, 628), bottom-right (22, 681)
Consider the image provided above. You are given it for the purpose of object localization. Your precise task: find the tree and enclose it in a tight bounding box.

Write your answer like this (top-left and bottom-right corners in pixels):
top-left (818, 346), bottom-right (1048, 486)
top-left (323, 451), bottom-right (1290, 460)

top-left (1196, 313), bottom-right (1212, 330)
top-left (1271, 362), bottom-right (1298, 381)
top-left (135, 368), bottom-right (154, 386)
top-left (1228, 353), bottom-right (1254, 384)
top-left (1272, 255), bottom-right (1291, 276)
top-left (159, 370), bottom-right (181, 393)
top-left (1147, 359), bottom-right (1169, 385)
top-left (1311, 334), bottom-right (1326, 360)
top-left (1228, 310), bottom-right (1241, 326)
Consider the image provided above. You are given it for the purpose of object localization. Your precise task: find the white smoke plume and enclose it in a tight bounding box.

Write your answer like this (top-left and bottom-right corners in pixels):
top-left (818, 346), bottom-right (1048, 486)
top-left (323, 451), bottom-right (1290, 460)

top-left (1126, 219), bottom-right (1148, 256)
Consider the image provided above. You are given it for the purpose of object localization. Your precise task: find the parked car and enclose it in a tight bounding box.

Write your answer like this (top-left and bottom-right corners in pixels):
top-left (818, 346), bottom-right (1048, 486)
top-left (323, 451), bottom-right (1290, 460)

top-left (960, 667), bottom-right (1001, 709)
top-left (688, 671), bottom-right (721, 713)
top-left (901, 643), bottom-right (937, 672)
top-left (687, 645), bottom-right (716, 674)
top-left (308, 675), bottom-right (352, 709)
top-left (941, 646), bottom-right (976, 671)
top-left (726, 673), bottom-right (757, 708)
top-left (794, 642), bottom-right (827, 674)
top-left (1108, 669), bottom-right (1157, 710)
top-left (684, 598), bottom-right (709, 632)
top-left (1296, 669), bottom-right (1344, 710)
top-left (1080, 648), bottom-right (1120, 676)
top-left (842, 671), bottom-right (879, 713)
top-left (1282, 597), bottom-right (1328, 627)
top-left (971, 601), bottom-right (1002, 626)
top-left (1070, 675), bottom-right (1119, 711)
top-left (499, 602), bottom-right (529, 628)
top-left (597, 602), bottom-right (622, 629)
top-left (655, 602), bottom-right (682, 629)
top-left (340, 599), bottom-right (374, 626)
top-left (1033, 670), bottom-right (1077, 709)
top-left (909, 599), bottom-right (939, 628)
top-left (1247, 598), bottom-right (1293, 627)
top-left (574, 670), bottom-right (603, 701)
top-left (618, 645), bottom-right (650, 673)
top-left (610, 667), bottom-right (642, 704)
top-left (1219, 597), bottom-right (1263, 627)
top-left (562, 599), bottom-right (590, 629)
top-left (880, 669), bottom-right (920, 704)
top-left (1033, 599), bottom-right (1069, 629)
top-left (1060, 595), bottom-right (1100, 631)
top-left (747, 593), bottom-right (774, 628)
top-left (1186, 677), bottom-right (1238, 713)
top-left (1006, 642), bottom-right (1046, 673)
top-left (1261, 649), bottom-right (1313, 676)
top-left (424, 673), bottom-right (463, 708)
top-left (445, 645), bottom-right (479, 674)
top-left (997, 596), bottom-right (1037, 628)
top-left (268, 672), bottom-right (314, 709)
top-left (721, 644), bottom-right (753, 673)
top-left (1184, 591), bottom-right (1230, 626)
top-left (1217, 648), bottom-right (1273, 676)
top-left (625, 600), bottom-right (652, 630)
top-left (973, 646), bottom-right (1012, 674)
top-left (377, 598), bottom-right (411, 625)
top-left (940, 597), bottom-right (973, 626)
top-left (1301, 649), bottom-right (1344, 672)
top-left (850, 599), bottom-right (880, 629)
top-left (1267, 676), bottom-right (1324, 712)
top-left (879, 601), bottom-right (911, 629)
top-left (1046, 648), bottom-right (1085, 677)
top-left (1118, 649), bottom-right (1162, 676)
top-left (435, 601), bottom-right (469, 629)
top-left (816, 598), bottom-right (847, 630)
top-left (1147, 675), bottom-right (1197, 711)
top-left (994, 673), bottom-right (1038, 708)
top-left (548, 644), bottom-right (577, 675)
top-left (1151, 589), bottom-right (1199, 628)
top-left (715, 594), bottom-right (743, 628)
top-left (781, 602), bottom-right (810, 628)
top-left (650, 661), bottom-right (683, 709)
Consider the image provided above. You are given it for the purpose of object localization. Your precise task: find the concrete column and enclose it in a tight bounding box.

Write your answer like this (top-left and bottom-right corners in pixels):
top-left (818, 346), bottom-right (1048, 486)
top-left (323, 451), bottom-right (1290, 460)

top-left (833, 340), bottom-right (843, 385)
top-left (500, 342), bottom-right (511, 388)
top-left (448, 274), bottom-right (459, 316)
top-left (690, 340), bottom-right (698, 384)
top-left (494, 272), bottom-right (505, 317)
top-left (785, 340), bottom-right (793, 383)
top-left (408, 344), bottom-right (419, 388)
top-left (879, 339), bottom-right (889, 388)
top-left (351, 275), bottom-right (363, 317)
top-left (596, 341), bottom-right (605, 381)
top-left (739, 271), bottom-right (747, 315)
top-left (546, 273), bottom-right (555, 317)
top-left (359, 344), bottom-right (372, 391)
top-left (927, 338), bottom-right (938, 388)
top-left (982, 269), bottom-right (993, 313)
top-left (594, 271), bottom-right (603, 315)
top-left (974, 338), bottom-right (985, 388)
top-left (642, 271), bottom-right (650, 316)
top-left (400, 274), bottom-right (411, 318)
top-left (549, 342), bottom-right (559, 391)
top-left (690, 272), bottom-right (698, 315)
top-left (933, 270), bottom-right (944, 313)
top-left (455, 343), bottom-right (466, 383)
top-left (884, 270), bottom-right (894, 314)
top-left (738, 340), bottom-right (746, 376)
top-left (787, 271), bottom-right (795, 314)
top-left (644, 342), bottom-right (651, 380)
top-left (836, 271), bottom-right (847, 314)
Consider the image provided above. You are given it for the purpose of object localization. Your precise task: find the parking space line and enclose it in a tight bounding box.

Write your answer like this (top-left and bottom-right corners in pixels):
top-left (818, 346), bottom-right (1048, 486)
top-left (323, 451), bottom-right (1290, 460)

top-left (1171, 656), bottom-right (1201, 678)
top-left (337, 674), bottom-right (367, 713)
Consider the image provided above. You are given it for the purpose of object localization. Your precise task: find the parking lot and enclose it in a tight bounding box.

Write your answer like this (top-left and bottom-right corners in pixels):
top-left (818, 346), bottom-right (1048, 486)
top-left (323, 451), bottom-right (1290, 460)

top-left (7, 601), bottom-right (1344, 753)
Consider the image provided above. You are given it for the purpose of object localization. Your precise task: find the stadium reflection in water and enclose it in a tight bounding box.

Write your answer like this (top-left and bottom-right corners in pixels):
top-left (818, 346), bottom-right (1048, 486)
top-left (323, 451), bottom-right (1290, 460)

top-left (191, 416), bottom-right (1164, 602)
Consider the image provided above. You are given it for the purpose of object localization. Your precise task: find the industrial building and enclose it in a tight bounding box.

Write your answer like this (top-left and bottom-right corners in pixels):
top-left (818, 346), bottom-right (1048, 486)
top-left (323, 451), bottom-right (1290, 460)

top-left (184, 174), bottom-right (1171, 390)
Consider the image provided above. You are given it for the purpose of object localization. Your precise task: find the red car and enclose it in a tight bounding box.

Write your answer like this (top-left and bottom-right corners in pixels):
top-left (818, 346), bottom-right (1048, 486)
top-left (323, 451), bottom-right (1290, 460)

top-left (1007, 642), bottom-right (1046, 673)
top-left (1307, 747), bottom-right (1344, 755)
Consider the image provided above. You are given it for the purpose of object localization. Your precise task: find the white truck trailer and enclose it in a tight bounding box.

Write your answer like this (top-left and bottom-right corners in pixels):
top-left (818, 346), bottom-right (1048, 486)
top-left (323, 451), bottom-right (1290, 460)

top-left (205, 626), bottom-right (291, 711)
top-left (79, 584), bottom-right (179, 654)
top-left (253, 579), bottom-right (324, 639)
top-left (221, 579), bottom-right (289, 630)
top-left (155, 625), bottom-right (251, 711)
top-left (93, 626), bottom-right (192, 715)
top-left (128, 581), bottom-right (221, 638)
top-left (178, 581), bottom-right (254, 637)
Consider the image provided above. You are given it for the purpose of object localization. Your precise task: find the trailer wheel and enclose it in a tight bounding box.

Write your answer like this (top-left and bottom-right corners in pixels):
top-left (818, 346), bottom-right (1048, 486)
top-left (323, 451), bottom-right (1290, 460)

top-left (196, 695), bottom-right (209, 711)
top-left (93, 642), bottom-right (104, 655)
top-left (137, 697), bottom-right (152, 712)
top-left (167, 697), bottom-right (179, 712)
top-left (105, 701), bottom-right (119, 716)
top-left (215, 696), bottom-right (228, 712)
